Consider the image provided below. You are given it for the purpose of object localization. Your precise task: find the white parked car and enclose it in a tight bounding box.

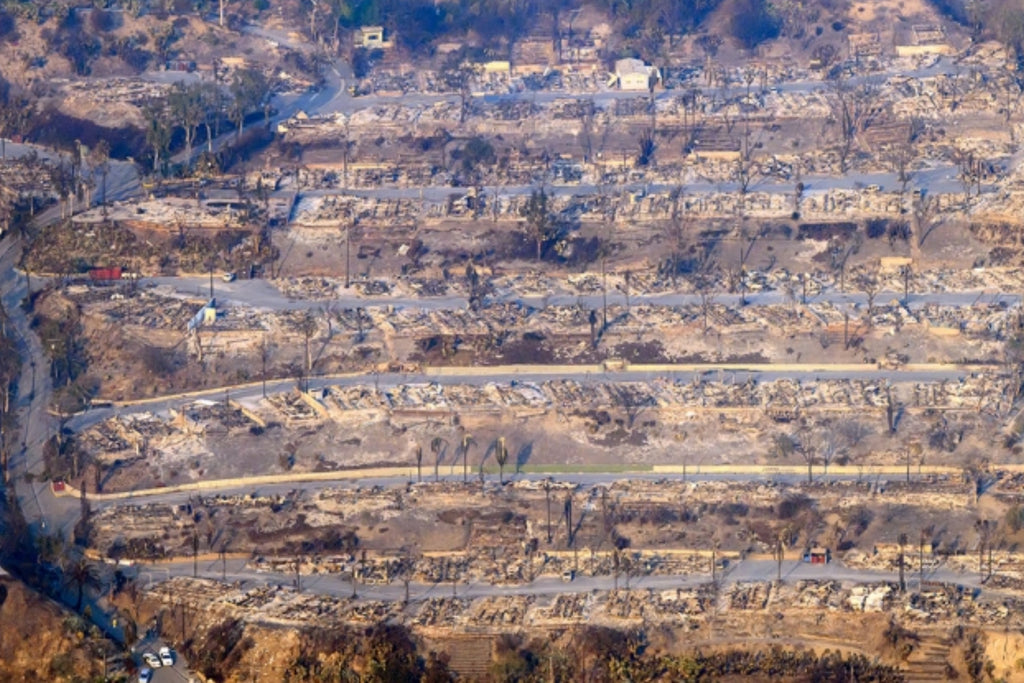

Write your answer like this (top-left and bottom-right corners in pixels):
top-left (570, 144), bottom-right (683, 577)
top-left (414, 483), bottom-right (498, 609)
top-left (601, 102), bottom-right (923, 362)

top-left (159, 646), bottom-right (175, 667)
top-left (142, 652), bottom-right (161, 669)
top-left (138, 668), bottom-right (153, 683)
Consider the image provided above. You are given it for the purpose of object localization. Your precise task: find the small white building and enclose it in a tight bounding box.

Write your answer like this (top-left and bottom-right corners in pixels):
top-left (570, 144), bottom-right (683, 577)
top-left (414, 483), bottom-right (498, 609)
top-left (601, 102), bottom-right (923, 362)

top-left (355, 26), bottom-right (392, 49)
top-left (613, 58), bottom-right (658, 91)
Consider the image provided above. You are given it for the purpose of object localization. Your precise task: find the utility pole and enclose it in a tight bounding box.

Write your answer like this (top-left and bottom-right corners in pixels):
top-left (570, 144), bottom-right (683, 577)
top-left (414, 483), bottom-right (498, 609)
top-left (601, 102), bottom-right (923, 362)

top-left (191, 530), bottom-right (199, 579)
top-left (897, 532), bottom-right (907, 592)
top-left (544, 479), bottom-right (553, 543)
top-left (345, 225), bottom-right (351, 288)
top-left (260, 338), bottom-right (268, 398)
top-left (601, 257), bottom-right (608, 331)
top-left (564, 493), bottom-right (573, 547)
top-left (774, 533), bottom-right (784, 583)
top-left (919, 530), bottom-right (926, 588)
top-left (613, 549), bottom-right (620, 592)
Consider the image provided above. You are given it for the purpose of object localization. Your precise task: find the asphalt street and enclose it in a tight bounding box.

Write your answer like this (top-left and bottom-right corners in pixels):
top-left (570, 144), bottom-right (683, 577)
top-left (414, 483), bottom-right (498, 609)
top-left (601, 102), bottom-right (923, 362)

top-left (65, 362), bottom-right (979, 437)
top-left (133, 553), bottom-right (980, 606)
top-left (144, 273), bottom-right (1020, 313)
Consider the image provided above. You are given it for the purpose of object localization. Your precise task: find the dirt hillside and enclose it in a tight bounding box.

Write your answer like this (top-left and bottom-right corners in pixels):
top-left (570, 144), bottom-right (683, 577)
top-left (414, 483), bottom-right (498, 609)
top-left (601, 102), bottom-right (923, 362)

top-left (0, 574), bottom-right (101, 681)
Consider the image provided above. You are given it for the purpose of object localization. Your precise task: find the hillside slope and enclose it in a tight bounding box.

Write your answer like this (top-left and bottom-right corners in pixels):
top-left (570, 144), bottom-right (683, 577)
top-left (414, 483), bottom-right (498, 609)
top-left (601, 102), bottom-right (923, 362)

top-left (0, 573), bottom-right (103, 681)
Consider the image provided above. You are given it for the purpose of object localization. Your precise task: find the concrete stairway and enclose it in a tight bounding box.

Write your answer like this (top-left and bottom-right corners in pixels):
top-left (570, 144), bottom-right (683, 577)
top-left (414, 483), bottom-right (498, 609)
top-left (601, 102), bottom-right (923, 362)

top-left (902, 635), bottom-right (952, 683)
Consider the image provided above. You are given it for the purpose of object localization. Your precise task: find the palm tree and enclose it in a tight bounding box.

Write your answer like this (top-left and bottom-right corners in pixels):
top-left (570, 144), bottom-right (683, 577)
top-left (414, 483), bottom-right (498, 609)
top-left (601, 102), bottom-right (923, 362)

top-left (494, 437), bottom-right (509, 485)
top-left (430, 436), bottom-right (448, 482)
top-left (415, 445), bottom-right (423, 483)
top-left (460, 433), bottom-right (476, 484)
top-left (64, 557), bottom-right (99, 611)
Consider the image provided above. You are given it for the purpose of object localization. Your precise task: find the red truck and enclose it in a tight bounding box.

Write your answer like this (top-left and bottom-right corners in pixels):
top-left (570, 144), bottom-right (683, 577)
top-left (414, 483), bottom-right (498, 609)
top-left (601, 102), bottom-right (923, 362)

top-left (88, 267), bottom-right (122, 282)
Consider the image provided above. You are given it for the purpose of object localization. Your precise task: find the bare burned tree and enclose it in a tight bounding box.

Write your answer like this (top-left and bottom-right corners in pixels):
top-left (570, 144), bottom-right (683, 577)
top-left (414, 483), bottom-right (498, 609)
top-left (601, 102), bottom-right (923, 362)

top-left (998, 67), bottom-right (1024, 141)
top-left (735, 122), bottom-right (761, 195)
top-left (578, 98), bottom-right (596, 162)
top-left (856, 262), bottom-right (882, 319)
top-left (825, 77), bottom-right (883, 173)
top-left (695, 269), bottom-right (715, 333)
top-left (738, 221), bottom-right (765, 273)
top-left (886, 133), bottom-right (916, 215)
top-left (953, 147), bottom-right (985, 207)
top-left (828, 234), bottom-right (862, 293)
top-left (938, 68), bottom-right (966, 111)
top-left (811, 426), bottom-right (845, 476)
top-left (798, 432), bottom-right (816, 483)
top-left (440, 63), bottom-right (480, 125)
top-left (665, 185), bottom-right (690, 288)
top-left (732, 220), bottom-right (764, 306)
top-left (912, 191), bottom-right (941, 248)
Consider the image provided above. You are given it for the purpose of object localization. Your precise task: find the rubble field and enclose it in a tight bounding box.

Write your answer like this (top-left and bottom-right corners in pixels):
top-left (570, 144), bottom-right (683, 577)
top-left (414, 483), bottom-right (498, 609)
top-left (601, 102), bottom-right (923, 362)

top-left (89, 476), bottom-right (1024, 586)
